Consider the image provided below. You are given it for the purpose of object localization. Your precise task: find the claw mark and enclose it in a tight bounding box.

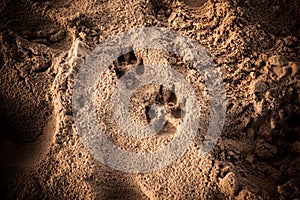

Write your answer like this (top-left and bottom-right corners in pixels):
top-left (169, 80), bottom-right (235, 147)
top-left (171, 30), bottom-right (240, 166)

top-left (167, 84), bottom-right (177, 106)
top-left (155, 85), bottom-right (164, 103)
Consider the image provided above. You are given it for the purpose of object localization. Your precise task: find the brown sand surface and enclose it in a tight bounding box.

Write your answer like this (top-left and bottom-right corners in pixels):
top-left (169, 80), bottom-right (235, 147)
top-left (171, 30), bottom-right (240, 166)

top-left (0, 0), bottom-right (299, 199)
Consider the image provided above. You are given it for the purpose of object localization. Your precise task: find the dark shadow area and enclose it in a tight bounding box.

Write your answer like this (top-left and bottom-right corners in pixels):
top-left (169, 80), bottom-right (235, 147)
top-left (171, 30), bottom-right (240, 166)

top-left (88, 166), bottom-right (148, 200)
top-left (0, 0), bottom-right (57, 198)
top-left (0, 0), bottom-right (71, 50)
top-left (245, 0), bottom-right (300, 37)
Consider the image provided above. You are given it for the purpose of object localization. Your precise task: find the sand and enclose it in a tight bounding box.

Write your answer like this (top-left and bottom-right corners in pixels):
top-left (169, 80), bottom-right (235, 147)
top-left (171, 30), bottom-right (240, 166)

top-left (0, 0), bottom-right (299, 199)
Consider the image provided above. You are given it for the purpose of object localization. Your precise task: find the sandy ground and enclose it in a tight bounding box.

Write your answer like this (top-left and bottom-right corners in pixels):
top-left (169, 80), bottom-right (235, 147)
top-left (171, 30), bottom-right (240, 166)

top-left (0, 0), bottom-right (300, 199)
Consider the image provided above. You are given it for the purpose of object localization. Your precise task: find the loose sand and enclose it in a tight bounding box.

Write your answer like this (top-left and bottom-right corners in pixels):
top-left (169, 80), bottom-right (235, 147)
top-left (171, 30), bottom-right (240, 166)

top-left (0, 0), bottom-right (299, 199)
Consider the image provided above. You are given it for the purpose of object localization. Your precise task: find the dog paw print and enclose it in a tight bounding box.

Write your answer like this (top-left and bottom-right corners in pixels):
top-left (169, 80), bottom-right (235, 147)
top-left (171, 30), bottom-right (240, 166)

top-left (111, 50), bottom-right (143, 78)
top-left (144, 84), bottom-right (185, 135)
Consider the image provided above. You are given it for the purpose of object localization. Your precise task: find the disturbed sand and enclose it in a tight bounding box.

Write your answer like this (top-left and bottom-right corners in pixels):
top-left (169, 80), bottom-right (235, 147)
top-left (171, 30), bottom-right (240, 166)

top-left (0, 0), bottom-right (300, 199)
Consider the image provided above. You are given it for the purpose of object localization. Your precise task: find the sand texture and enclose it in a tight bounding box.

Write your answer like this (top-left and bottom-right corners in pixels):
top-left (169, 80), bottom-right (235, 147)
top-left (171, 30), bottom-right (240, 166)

top-left (0, 0), bottom-right (300, 199)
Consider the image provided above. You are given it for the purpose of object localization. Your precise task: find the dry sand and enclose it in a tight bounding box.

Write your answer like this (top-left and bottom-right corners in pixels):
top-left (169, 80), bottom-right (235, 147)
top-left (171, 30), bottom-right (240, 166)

top-left (0, 0), bottom-right (300, 199)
